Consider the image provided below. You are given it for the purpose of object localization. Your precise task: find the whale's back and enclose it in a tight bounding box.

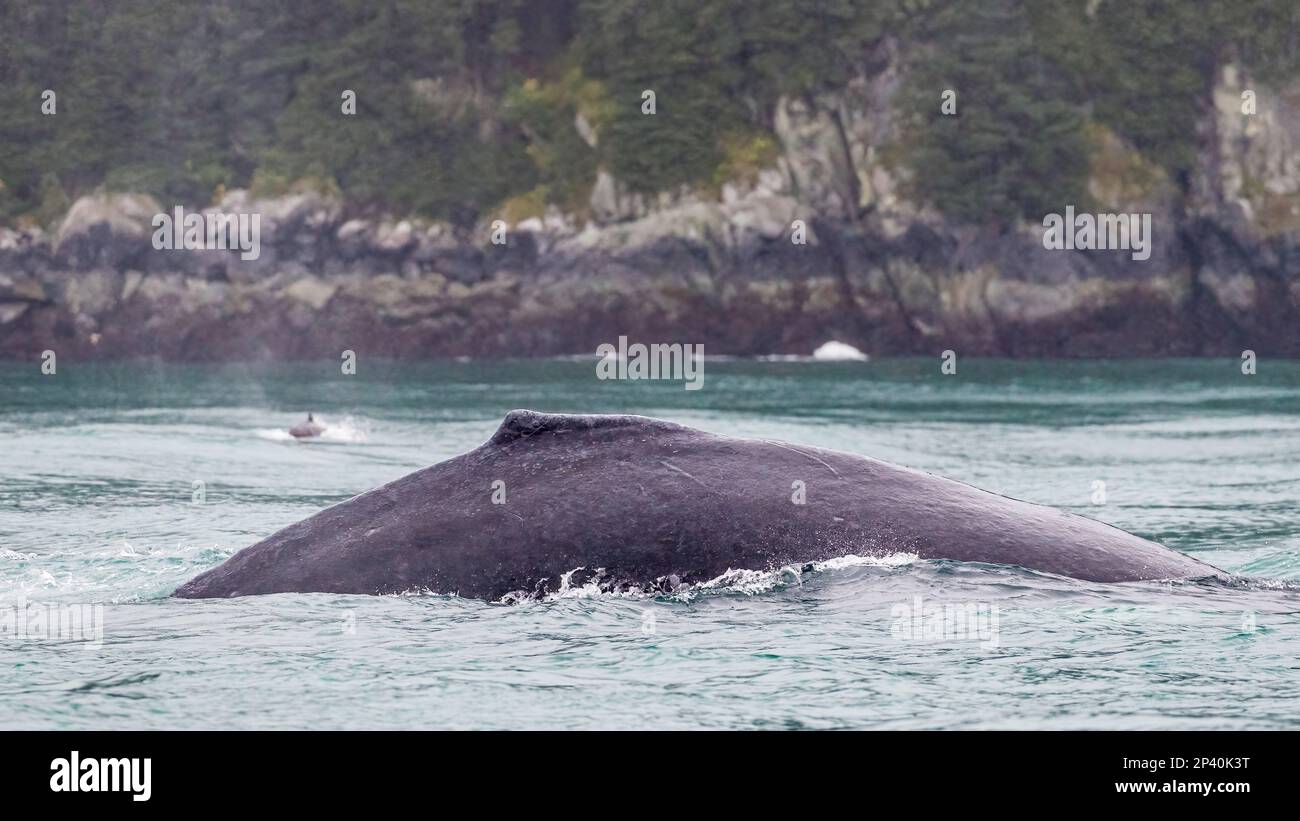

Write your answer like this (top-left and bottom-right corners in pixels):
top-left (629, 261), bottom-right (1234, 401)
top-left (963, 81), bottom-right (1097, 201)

top-left (173, 410), bottom-right (1223, 600)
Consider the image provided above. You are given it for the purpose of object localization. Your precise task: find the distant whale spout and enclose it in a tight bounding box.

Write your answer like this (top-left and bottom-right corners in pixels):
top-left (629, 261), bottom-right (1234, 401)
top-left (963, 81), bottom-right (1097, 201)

top-left (174, 410), bottom-right (1225, 600)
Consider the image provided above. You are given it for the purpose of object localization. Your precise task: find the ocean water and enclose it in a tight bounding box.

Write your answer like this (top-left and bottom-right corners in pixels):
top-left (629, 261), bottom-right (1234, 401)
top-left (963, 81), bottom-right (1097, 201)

top-left (1, 358), bottom-right (1298, 730)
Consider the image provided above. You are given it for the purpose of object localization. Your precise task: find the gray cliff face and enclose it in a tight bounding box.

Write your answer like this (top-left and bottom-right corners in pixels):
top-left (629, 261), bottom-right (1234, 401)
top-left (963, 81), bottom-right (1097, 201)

top-left (2, 53), bottom-right (1298, 362)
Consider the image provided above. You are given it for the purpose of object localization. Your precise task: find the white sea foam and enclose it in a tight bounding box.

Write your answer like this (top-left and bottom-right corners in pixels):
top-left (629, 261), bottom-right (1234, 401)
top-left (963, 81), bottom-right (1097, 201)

top-left (759, 340), bottom-right (870, 362)
top-left (690, 553), bottom-right (918, 597)
top-left (816, 553), bottom-right (917, 571)
top-left (549, 567), bottom-right (631, 600)
top-left (811, 340), bottom-right (869, 361)
top-left (255, 428), bottom-right (295, 441)
top-left (492, 552), bottom-right (920, 604)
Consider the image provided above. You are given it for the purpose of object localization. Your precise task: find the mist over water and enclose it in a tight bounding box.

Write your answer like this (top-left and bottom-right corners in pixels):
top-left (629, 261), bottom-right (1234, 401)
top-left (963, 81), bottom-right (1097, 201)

top-left (2, 359), bottom-right (1299, 729)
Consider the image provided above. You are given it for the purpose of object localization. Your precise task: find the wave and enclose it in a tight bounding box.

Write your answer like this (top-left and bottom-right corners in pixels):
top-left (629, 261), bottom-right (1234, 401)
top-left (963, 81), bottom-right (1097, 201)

top-left (759, 340), bottom-right (870, 362)
top-left (492, 552), bottom-right (920, 604)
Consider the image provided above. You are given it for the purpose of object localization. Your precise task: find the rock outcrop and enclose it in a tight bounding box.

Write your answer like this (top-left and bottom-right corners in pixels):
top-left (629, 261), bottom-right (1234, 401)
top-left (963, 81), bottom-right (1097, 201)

top-left (2, 53), bottom-right (1298, 362)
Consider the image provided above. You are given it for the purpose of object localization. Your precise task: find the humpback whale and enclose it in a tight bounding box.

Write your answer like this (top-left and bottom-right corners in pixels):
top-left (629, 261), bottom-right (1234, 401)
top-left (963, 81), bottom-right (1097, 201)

top-left (174, 410), bottom-right (1224, 601)
top-left (289, 413), bottom-right (325, 439)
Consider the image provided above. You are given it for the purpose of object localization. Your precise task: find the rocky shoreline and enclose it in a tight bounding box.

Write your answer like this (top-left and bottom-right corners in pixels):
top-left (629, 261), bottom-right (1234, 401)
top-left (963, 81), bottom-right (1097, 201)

top-left (2, 59), bottom-right (1298, 362)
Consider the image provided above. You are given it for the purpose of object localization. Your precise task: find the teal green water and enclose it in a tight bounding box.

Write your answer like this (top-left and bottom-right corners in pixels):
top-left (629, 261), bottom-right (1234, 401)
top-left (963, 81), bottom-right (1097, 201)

top-left (2, 358), bottom-right (1298, 729)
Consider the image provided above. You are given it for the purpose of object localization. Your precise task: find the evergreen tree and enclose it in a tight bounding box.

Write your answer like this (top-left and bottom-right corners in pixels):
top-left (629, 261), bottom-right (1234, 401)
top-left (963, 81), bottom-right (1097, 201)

top-left (901, 0), bottom-right (1089, 224)
top-left (0, 0), bottom-right (1297, 227)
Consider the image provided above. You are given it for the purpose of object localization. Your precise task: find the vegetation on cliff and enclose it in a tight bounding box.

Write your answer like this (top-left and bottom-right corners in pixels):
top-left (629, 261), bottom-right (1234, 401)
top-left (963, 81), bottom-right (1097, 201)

top-left (1, 0), bottom-right (1297, 228)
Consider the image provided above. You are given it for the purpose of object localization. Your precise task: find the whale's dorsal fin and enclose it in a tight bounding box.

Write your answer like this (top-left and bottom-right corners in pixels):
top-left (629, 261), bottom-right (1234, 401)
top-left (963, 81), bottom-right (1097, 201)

top-left (488, 410), bottom-right (690, 445)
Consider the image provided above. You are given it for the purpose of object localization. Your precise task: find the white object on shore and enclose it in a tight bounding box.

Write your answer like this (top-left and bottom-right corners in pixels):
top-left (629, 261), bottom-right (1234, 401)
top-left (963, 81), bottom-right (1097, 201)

top-left (811, 340), bottom-right (868, 361)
